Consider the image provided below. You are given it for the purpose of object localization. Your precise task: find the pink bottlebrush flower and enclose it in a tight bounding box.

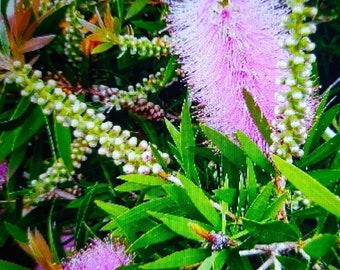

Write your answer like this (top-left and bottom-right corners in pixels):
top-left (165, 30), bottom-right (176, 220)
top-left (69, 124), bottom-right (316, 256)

top-left (62, 237), bottom-right (133, 270)
top-left (167, 0), bottom-right (289, 151)
top-left (0, 160), bottom-right (8, 189)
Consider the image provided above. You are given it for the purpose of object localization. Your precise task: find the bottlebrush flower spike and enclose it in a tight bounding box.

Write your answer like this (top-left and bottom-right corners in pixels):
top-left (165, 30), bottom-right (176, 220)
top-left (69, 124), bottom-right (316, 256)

top-left (62, 237), bottom-right (133, 270)
top-left (167, 0), bottom-right (289, 151)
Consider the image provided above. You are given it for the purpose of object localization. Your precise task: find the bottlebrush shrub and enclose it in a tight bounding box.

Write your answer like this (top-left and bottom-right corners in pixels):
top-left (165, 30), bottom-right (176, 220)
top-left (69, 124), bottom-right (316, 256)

top-left (0, 0), bottom-right (339, 270)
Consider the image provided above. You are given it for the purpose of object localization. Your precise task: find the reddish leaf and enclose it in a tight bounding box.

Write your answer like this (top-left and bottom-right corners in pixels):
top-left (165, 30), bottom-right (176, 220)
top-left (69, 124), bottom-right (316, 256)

top-left (22, 35), bottom-right (55, 53)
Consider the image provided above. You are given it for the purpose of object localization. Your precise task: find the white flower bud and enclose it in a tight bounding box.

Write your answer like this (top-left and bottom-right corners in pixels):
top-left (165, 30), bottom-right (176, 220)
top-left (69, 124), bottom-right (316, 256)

top-left (139, 140), bottom-right (149, 150)
top-left (285, 78), bottom-right (296, 86)
top-left (277, 123), bottom-right (286, 132)
top-left (73, 130), bottom-right (83, 138)
top-left (277, 60), bottom-right (288, 69)
top-left (114, 137), bottom-right (123, 145)
top-left (284, 108), bottom-right (295, 116)
top-left (100, 121), bottom-right (113, 131)
top-left (112, 125), bottom-right (122, 134)
top-left (85, 134), bottom-right (96, 142)
top-left (70, 119), bottom-right (79, 127)
top-left (86, 121), bottom-right (95, 129)
top-left (54, 88), bottom-right (63, 95)
top-left (138, 165), bottom-right (150, 175)
top-left (275, 92), bottom-right (286, 103)
top-left (123, 164), bottom-right (135, 174)
top-left (122, 130), bottom-right (130, 138)
top-left (142, 151), bottom-right (152, 162)
top-left (152, 163), bottom-right (162, 174)
top-left (293, 56), bottom-right (305, 65)
top-left (283, 135), bottom-right (293, 144)
top-left (128, 137), bottom-right (138, 147)
top-left (285, 37), bottom-right (298, 46)
top-left (112, 151), bottom-right (122, 160)
top-left (33, 70), bottom-right (42, 78)
top-left (128, 152), bottom-right (137, 161)
top-left (98, 147), bottom-right (108, 156)
top-left (48, 79), bottom-right (56, 87)
top-left (34, 82), bottom-right (45, 90)
top-left (292, 92), bottom-right (303, 100)
top-left (55, 101), bottom-right (63, 111)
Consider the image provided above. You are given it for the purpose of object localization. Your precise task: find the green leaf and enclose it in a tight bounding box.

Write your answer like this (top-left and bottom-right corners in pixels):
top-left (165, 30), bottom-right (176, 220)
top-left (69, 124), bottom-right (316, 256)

top-left (298, 132), bottom-right (340, 167)
top-left (276, 256), bottom-right (308, 270)
top-left (131, 20), bottom-right (166, 32)
top-left (125, 0), bottom-right (148, 20)
top-left (75, 184), bottom-right (97, 249)
top-left (0, 97), bottom-right (31, 130)
top-left (118, 174), bottom-right (165, 186)
top-left (303, 234), bottom-right (337, 259)
top-left (95, 200), bottom-right (128, 217)
top-left (0, 260), bottom-right (30, 270)
top-left (177, 173), bottom-right (221, 228)
top-left (115, 0), bottom-right (124, 20)
top-left (115, 182), bottom-right (147, 192)
top-left (148, 211), bottom-right (212, 241)
top-left (0, 105), bottom-right (44, 161)
top-left (309, 169), bottom-right (340, 186)
top-left (164, 184), bottom-right (208, 221)
top-left (213, 249), bottom-right (230, 270)
top-left (272, 155), bottom-right (340, 218)
top-left (48, 203), bottom-right (60, 263)
top-left (198, 252), bottom-right (216, 270)
top-left (245, 181), bottom-right (274, 221)
top-left (129, 224), bottom-right (176, 251)
top-left (12, 105), bottom-right (45, 151)
top-left (246, 157), bottom-right (257, 205)
top-left (180, 101), bottom-right (199, 182)
top-left (201, 124), bottom-right (246, 169)
top-left (236, 131), bottom-right (275, 174)
top-left (54, 121), bottom-right (72, 172)
top-left (165, 119), bottom-right (181, 152)
top-left (243, 88), bottom-right (272, 144)
top-left (5, 222), bottom-right (27, 243)
top-left (115, 197), bottom-right (178, 242)
top-left (242, 219), bottom-right (300, 243)
top-left (91, 42), bottom-right (114, 54)
top-left (214, 188), bottom-right (238, 205)
top-left (162, 56), bottom-right (178, 86)
top-left (140, 248), bottom-right (210, 269)
top-left (303, 91), bottom-right (337, 154)
top-left (262, 192), bottom-right (289, 220)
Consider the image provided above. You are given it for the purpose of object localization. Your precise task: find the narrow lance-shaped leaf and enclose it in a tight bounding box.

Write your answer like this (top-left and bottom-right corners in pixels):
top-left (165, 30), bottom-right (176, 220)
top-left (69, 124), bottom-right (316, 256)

top-left (201, 124), bottom-right (246, 169)
top-left (245, 181), bottom-right (274, 221)
top-left (272, 155), bottom-right (340, 218)
top-left (236, 130), bottom-right (275, 174)
top-left (243, 88), bottom-right (272, 144)
top-left (180, 101), bottom-right (199, 182)
top-left (22, 35), bottom-right (55, 53)
top-left (129, 224), bottom-right (177, 251)
top-left (147, 210), bottom-right (213, 241)
top-left (140, 248), bottom-right (210, 269)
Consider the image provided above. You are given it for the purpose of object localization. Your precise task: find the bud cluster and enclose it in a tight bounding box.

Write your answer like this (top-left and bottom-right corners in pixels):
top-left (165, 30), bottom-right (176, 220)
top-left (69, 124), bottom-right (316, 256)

top-left (270, 1), bottom-right (318, 162)
top-left (63, 9), bottom-right (86, 65)
top-left (8, 62), bottom-right (170, 195)
top-left (119, 35), bottom-right (171, 58)
top-left (92, 68), bottom-right (167, 115)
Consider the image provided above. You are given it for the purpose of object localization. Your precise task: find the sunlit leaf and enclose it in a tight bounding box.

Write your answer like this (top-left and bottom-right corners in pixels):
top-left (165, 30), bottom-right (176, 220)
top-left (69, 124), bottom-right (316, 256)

top-left (273, 155), bottom-right (340, 218)
top-left (140, 248), bottom-right (210, 269)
